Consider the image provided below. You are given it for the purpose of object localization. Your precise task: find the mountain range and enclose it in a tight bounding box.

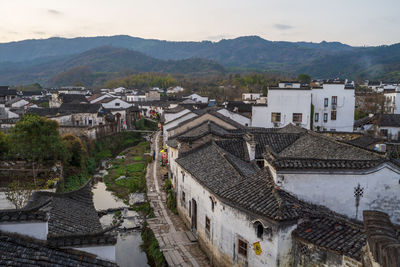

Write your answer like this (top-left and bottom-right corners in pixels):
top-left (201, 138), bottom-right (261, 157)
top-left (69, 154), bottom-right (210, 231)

top-left (0, 35), bottom-right (399, 86)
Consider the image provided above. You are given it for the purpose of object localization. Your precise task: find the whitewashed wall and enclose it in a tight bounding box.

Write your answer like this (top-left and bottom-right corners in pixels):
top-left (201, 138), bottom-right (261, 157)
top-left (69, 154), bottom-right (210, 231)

top-left (0, 221), bottom-right (48, 240)
top-left (175, 163), bottom-right (296, 267)
top-left (101, 99), bottom-right (132, 109)
top-left (277, 165), bottom-right (400, 223)
top-left (74, 245), bottom-right (116, 262)
top-left (251, 89), bottom-right (311, 129)
top-left (217, 109), bottom-right (251, 126)
top-left (312, 84), bottom-right (355, 132)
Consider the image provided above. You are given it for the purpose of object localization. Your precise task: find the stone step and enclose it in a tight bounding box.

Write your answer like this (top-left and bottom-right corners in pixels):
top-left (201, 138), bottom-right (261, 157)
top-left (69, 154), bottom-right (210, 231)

top-left (185, 231), bottom-right (197, 242)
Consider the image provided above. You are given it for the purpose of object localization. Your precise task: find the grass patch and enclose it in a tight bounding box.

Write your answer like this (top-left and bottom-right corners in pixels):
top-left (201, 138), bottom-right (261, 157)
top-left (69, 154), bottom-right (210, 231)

top-left (164, 179), bottom-right (178, 215)
top-left (133, 156), bottom-right (143, 161)
top-left (126, 163), bottom-right (145, 173)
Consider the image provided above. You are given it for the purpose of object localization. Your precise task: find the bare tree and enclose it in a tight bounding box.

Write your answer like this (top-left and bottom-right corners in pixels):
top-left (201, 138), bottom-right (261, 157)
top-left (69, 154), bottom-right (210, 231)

top-left (5, 180), bottom-right (35, 209)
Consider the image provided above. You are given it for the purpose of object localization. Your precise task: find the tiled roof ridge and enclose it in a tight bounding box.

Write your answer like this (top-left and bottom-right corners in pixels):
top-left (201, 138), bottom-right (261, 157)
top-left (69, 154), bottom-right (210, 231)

top-left (164, 110), bottom-right (195, 126)
top-left (340, 138), bottom-right (386, 154)
top-left (178, 140), bottom-right (214, 159)
top-left (47, 223), bottom-right (119, 239)
top-left (212, 141), bottom-right (255, 178)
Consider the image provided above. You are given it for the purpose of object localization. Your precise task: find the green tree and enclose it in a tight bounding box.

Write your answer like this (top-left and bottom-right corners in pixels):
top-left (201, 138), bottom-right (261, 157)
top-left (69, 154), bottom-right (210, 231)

top-left (297, 73), bottom-right (311, 83)
top-left (0, 131), bottom-right (8, 159)
top-left (63, 134), bottom-right (87, 168)
top-left (9, 114), bottom-right (65, 185)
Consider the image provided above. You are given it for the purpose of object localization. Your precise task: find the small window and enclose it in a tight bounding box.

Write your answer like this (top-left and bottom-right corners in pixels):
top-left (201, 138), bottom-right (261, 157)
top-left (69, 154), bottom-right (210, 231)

top-left (330, 129), bottom-right (336, 132)
top-left (271, 112), bottom-right (281, 122)
top-left (257, 224), bottom-right (264, 239)
top-left (314, 113), bottom-right (319, 122)
top-left (331, 110), bottom-right (337, 120)
top-left (293, 113), bottom-right (302, 123)
top-left (238, 239), bottom-right (248, 258)
top-left (380, 129), bottom-right (388, 137)
top-left (88, 119), bottom-right (93, 125)
top-left (324, 98), bottom-right (329, 107)
top-left (323, 113), bottom-right (328, 123)
top-left (181, 191), bottom-right (186, 206)
top-left (115, 102), bottom-right (120, 106)
top-left (205, 216), bottom-right (210, 233)
top-left (210, 197), bottom-right (215, 212)
top-left (332, 96), bottom-right (337, 105)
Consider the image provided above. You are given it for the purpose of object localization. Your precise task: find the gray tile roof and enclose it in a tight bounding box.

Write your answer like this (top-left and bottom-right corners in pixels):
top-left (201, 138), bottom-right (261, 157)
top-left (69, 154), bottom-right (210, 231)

top-left (293, 216), bottom-right (366, 260)
top-left (176, 142), bottom-right (322, 221)
top-left (25, 181), bottom-right (104, 238)
top-left (215, 139), bottom-right (249, 162)
top-left (277, 132), bottom-right (382, 161)
top-left (0, 232), bottom-right (116, 266)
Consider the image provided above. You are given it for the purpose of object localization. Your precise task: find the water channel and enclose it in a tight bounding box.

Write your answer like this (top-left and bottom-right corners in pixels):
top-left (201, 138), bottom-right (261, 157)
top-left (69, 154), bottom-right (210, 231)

top-left (92, 167), bottom-right (150, 267)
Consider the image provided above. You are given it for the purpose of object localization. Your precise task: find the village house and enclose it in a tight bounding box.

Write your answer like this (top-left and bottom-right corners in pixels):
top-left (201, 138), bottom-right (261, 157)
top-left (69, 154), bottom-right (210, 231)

top-left (183, 93), bottom-right (209, 104)
top-left (0, 181), bottom-right (117, 265)
top-left (311, 79), bottom-right (355, 132)
top-left (88, 93), bottom-right (118, 104)
top-left (242, 93), bottom-right (262, 102)
top-left (165, 115), bottom-right (400, 266)
top-left (383, 86), bottom-right (400, 114)
top-left (145, 89), bottom-right (161, 101)
top-left (50, 93), bottom-right (89, 108)
top-left (165, 109), bottom-right (245, 144)
top-left (252, 82), bottom-right (312, 129)
top-left (0, 86), bottom-right (18, 102)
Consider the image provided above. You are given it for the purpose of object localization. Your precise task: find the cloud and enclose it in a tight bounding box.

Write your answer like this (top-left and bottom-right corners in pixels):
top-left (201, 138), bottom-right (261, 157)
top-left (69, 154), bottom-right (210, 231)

top-left (273, 24), bottom-right (293, 30)
top-left (47, 9), bottom-right (62, 15)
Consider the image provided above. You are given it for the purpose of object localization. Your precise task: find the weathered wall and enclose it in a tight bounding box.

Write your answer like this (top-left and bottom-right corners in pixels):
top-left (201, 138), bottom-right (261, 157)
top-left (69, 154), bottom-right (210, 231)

top-left (0, 221), bottom-right (48, 240)
top-left (278, 165), bottom-right (400, 223)
top-left (175, 163), bottom-right (296, 267)
top-left (74, 245), bottom-right (116, 262)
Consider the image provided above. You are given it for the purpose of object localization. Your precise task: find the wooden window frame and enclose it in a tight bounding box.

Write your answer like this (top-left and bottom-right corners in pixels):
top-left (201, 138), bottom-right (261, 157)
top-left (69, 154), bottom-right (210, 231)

top-left (238, 238), bottom-right (248, 258)
top-left (271, 112), bottom-right (281, 123)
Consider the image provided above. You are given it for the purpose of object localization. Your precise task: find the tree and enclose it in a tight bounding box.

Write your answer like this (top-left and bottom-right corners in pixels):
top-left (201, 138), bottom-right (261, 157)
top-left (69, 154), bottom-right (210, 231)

top-left (9, 114), bottom-right (65, 186)
top-left (63, 134), bottom-right (86, 168)
top-left (5, 180), bottom-right (35, 209)
top-left (0, 131), bottom-right (8, 159)
top-left (297, 73), bottom-right (311, 83)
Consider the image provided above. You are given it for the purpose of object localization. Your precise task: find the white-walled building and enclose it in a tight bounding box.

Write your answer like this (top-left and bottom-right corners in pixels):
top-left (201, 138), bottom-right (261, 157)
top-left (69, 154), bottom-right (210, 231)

top-left (242, 93), bottom-right (261, 102)
top-left (183, 94), bottom-right (209, 104)
top-left (311, 80), bottom-right (355, 132)
top-left (252, 82), bottom-right (312, 129)
top-left (251, 80), bottom-right (355, 132)
top-left (384, 87), bottom-right (400, 114)
top-left (217, 108), bottom-right (251, 126)
top-left (100, 98), bottom-right (132, 110)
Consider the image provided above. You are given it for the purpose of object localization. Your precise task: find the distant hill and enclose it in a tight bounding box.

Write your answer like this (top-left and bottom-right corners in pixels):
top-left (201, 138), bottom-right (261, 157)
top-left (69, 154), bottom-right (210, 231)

top-left (0, 46), bottom-right (225, 86)
top-left (0, 35), bottom-right (399, 84)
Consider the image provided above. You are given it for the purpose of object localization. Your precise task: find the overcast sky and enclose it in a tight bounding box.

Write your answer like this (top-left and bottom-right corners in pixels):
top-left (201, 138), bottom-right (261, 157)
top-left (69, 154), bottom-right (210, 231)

top-left (1, 0), bottom-right (399, 46)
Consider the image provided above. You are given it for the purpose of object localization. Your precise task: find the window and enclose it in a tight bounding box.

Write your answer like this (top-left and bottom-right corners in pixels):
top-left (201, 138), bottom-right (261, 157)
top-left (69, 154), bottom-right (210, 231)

top-left (330, 129), bottom-right (336, 132)
top-left (181, 191), bottom-right (186, 207)
top-left (331, 110), bottom-right (337, 120)
top-left (323, 113), bottom-right (328, 123)
top-left (115, 102), bottom-right (120, 106)
top-left (380, 129), bottom-right (388, 137)
top-left (88, 119), bottom-right (92, 125)
top-left (181, 171), bottom-right (185, 183)
top-left (293, 113), bottom-right (302, 123)
top-left (205, 216), bottom-right (210, 234)
top-left (324, 98), bottom-right (329, 107)
top-left (332, 96), bottom-right (337, 105)
top-left (238, 239), bottom-right (248, 258)
top-left (271, 112), bottom-right (281, 122)
top-left (257, 224), bottom-right (264, 239)
top-left (314, 113), bottom-right (319, 122)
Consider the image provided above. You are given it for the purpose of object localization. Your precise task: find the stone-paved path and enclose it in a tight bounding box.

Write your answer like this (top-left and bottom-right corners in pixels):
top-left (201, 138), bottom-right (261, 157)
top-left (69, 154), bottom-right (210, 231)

top-left (146, 131), bottom-right (210, 267)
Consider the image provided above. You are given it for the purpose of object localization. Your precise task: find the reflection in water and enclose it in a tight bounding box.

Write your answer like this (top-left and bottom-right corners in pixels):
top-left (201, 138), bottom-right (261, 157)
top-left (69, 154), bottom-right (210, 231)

top-left (116, 231), bottom-right (149, 267)
top-left (92, 182), bottom-right (129, 210)
top-left (92, 181), bottom-right (149, 267)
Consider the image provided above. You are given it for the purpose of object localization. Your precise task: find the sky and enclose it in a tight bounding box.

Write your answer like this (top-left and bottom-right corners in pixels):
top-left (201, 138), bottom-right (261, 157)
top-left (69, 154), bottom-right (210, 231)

top-left (1, 0), bottom-right (399, 46)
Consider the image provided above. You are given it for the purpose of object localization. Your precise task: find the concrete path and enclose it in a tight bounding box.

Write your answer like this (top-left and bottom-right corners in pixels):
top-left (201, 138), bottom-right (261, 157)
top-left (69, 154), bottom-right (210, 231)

top-left (146, 132), bottom-right (210, 267)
